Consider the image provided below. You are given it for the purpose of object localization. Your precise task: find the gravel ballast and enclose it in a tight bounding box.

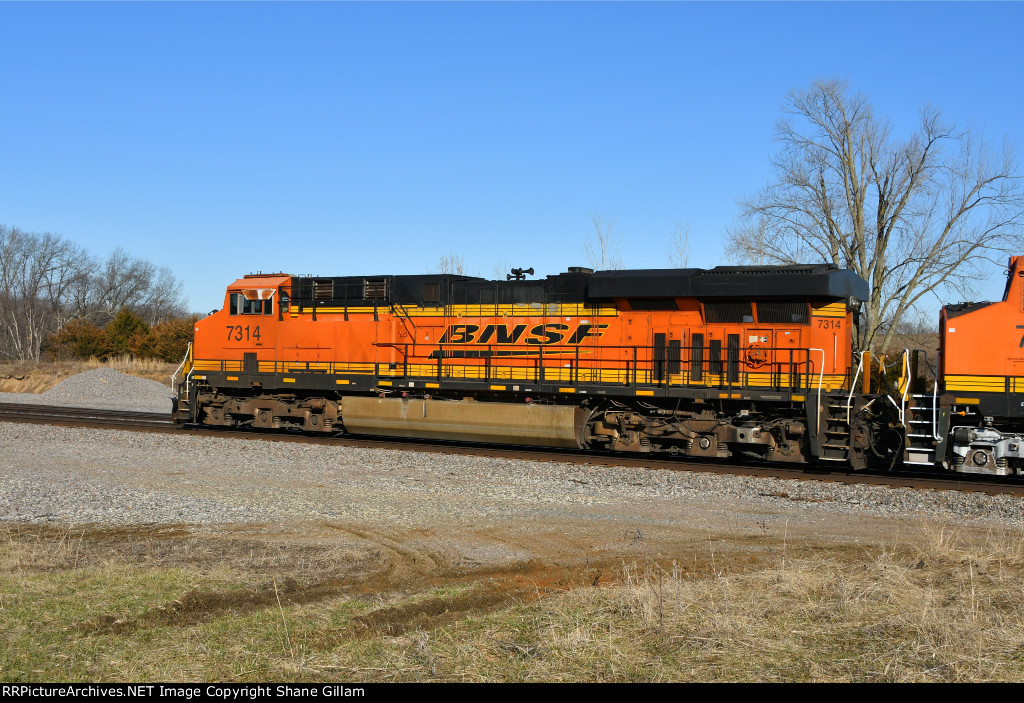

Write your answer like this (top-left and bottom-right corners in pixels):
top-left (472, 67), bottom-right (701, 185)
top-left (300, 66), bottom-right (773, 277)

top-left (2, 420), bottom-right (1023, 536)
top-left (2, 368), bottom-right (1023, 554)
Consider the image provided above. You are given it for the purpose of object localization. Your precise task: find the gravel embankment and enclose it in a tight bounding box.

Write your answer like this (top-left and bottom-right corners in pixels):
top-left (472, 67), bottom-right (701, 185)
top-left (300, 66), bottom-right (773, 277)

top-left (2, 369), bottom-right (1023, 540)
top-left (0, 368), bottom-right (172, 413)
top-left (2, 420), bottom-right (1024, 533)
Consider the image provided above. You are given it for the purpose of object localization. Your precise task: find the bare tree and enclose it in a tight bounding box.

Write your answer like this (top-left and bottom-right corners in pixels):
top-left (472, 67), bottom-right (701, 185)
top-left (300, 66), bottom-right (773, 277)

top-left (491, 258), bottom-right (512, 280)
top-left (0, 226), bottom-right (92, 361)
top-left (584, 212), bottom-right (623, 270)
top-left (668, 222), bottom-right (691, 268)
top-left (60, 254), bottom-right (99, 326)
top-left (136, 266), bottom-right (187, 324)
top-left (434, 252), bottom-right (467, 276)
top-left (90, 247), bottom-right (157, 321)
top-left (0, 226), bottom-right (189, 361)
top-left (726, 78), bottom-right (1024, 352)
top-left (39, 237), bottom-right (93, 333)
top-left (88, 250), bottom-right (188, 325)
top-left (0, 226), bottom-right (35, 360)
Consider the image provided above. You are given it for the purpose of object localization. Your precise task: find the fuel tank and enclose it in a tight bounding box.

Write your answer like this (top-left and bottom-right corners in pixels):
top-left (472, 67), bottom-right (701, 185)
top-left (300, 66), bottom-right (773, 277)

top-left (341, 396), bottom-right (586, 448)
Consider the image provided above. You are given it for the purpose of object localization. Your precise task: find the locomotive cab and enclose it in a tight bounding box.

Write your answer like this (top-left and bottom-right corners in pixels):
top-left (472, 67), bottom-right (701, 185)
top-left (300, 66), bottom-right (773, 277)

top-left (197, 273), bottom-right (289, 374)
top-left (172, 274), bottom-right (290, 424)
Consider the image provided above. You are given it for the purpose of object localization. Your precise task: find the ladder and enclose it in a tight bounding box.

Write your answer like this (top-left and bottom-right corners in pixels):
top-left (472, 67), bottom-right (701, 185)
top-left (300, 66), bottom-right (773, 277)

top-left (904, 392), bottom-right (938, 466)
top-left (819, 401), bottom-right (852, 463)
top-left (895, 349), bottom-right (939, 467)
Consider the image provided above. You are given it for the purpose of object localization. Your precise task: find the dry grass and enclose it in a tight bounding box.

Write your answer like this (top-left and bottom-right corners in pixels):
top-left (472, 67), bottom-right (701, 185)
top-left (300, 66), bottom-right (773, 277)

top-left (521, 528), bottom-right (1024, 682)
top-left (3, 521), bottom-right (1024, 681)
top-left (301, 524), bottom-right (1024, 682)
top-left (0, 356), bottom-right (176, 393)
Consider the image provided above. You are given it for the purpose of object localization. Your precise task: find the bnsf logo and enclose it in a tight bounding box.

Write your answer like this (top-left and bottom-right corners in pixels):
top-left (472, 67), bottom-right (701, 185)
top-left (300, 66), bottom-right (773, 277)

top-left (439, 323), bottom-right (609, 345)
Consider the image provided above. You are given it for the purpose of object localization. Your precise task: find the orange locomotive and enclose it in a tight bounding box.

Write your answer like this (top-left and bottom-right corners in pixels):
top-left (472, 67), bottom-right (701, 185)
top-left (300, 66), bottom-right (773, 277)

top-left (175, 264), bottom-right (887, 467)
top-left (927, 255), bottom-right (1024, 475)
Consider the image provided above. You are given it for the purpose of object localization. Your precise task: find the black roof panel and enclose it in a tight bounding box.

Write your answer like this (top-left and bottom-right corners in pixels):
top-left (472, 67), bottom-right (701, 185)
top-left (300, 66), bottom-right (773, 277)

top-left (587, 265), bottom-right (868, 301)
top-left (289, 264), bottom-right (869, 307)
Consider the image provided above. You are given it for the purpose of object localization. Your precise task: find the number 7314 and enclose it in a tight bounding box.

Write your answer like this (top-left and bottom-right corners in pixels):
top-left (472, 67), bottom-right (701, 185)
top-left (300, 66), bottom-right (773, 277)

top-left (226, 325), bottom-right (261, 342)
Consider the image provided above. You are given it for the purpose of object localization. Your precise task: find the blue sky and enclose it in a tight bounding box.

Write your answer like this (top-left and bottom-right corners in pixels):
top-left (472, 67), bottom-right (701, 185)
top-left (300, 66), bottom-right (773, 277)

top-left (1, 1), bottom-right (1022, 312)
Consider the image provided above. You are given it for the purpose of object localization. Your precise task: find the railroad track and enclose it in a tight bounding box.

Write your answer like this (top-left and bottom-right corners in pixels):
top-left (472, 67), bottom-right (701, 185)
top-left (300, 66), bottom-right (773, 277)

top-left (0, 402), bottom-right (176, 431)
top-left (2, 401), bottom-right (1023, 497)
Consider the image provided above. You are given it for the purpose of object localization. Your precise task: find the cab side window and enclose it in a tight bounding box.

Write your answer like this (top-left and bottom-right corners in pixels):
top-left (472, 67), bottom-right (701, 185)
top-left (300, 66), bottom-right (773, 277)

top-left (230, 291), bottom-right (274, 315)
top-left (241, 298), bottom-right (273, 315)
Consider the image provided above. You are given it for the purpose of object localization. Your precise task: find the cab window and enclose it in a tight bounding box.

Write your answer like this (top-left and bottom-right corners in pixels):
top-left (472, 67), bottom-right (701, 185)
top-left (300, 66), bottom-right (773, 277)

top-left (242, 298), bottom-right (272, 315)
top-left (230, 292), bottom-right (273, 315)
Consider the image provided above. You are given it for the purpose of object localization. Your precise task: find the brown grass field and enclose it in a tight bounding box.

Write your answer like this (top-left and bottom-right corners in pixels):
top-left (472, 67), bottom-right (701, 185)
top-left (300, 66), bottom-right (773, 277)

top-left (3, 521), bottom-right (1024, 682)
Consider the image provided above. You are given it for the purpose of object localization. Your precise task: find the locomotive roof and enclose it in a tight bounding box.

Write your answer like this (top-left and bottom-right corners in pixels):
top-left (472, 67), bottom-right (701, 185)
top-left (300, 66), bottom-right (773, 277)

top-left (588, 264), bottom-right (868, 301)
top-left (944, 300), bottom-right (995, 318)
top-left (283, 263), bottom-right (868, 307)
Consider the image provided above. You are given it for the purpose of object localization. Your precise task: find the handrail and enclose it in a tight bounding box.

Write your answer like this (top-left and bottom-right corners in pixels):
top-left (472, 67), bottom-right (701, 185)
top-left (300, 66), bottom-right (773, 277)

top-left (903, 348), bottom-right (941, 441)
top-left (809, 348), bottom-right (825, 437)
top-left (888, 394), bottom-right (903, 423)
top-left (240, 340), bottom-right (845, 396)
top-left (171, 341), bottom-right (193, 393)
top-left (884, 349), bottom-right (911, 424)
top-left (901, 349), bottom-right (910, 424)
top-left (846, 351), bottom-right (864, 426)
top-left (371, 342), bottom-right (823, 386)
top-left (388, 299), bottom-right (418, 339)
